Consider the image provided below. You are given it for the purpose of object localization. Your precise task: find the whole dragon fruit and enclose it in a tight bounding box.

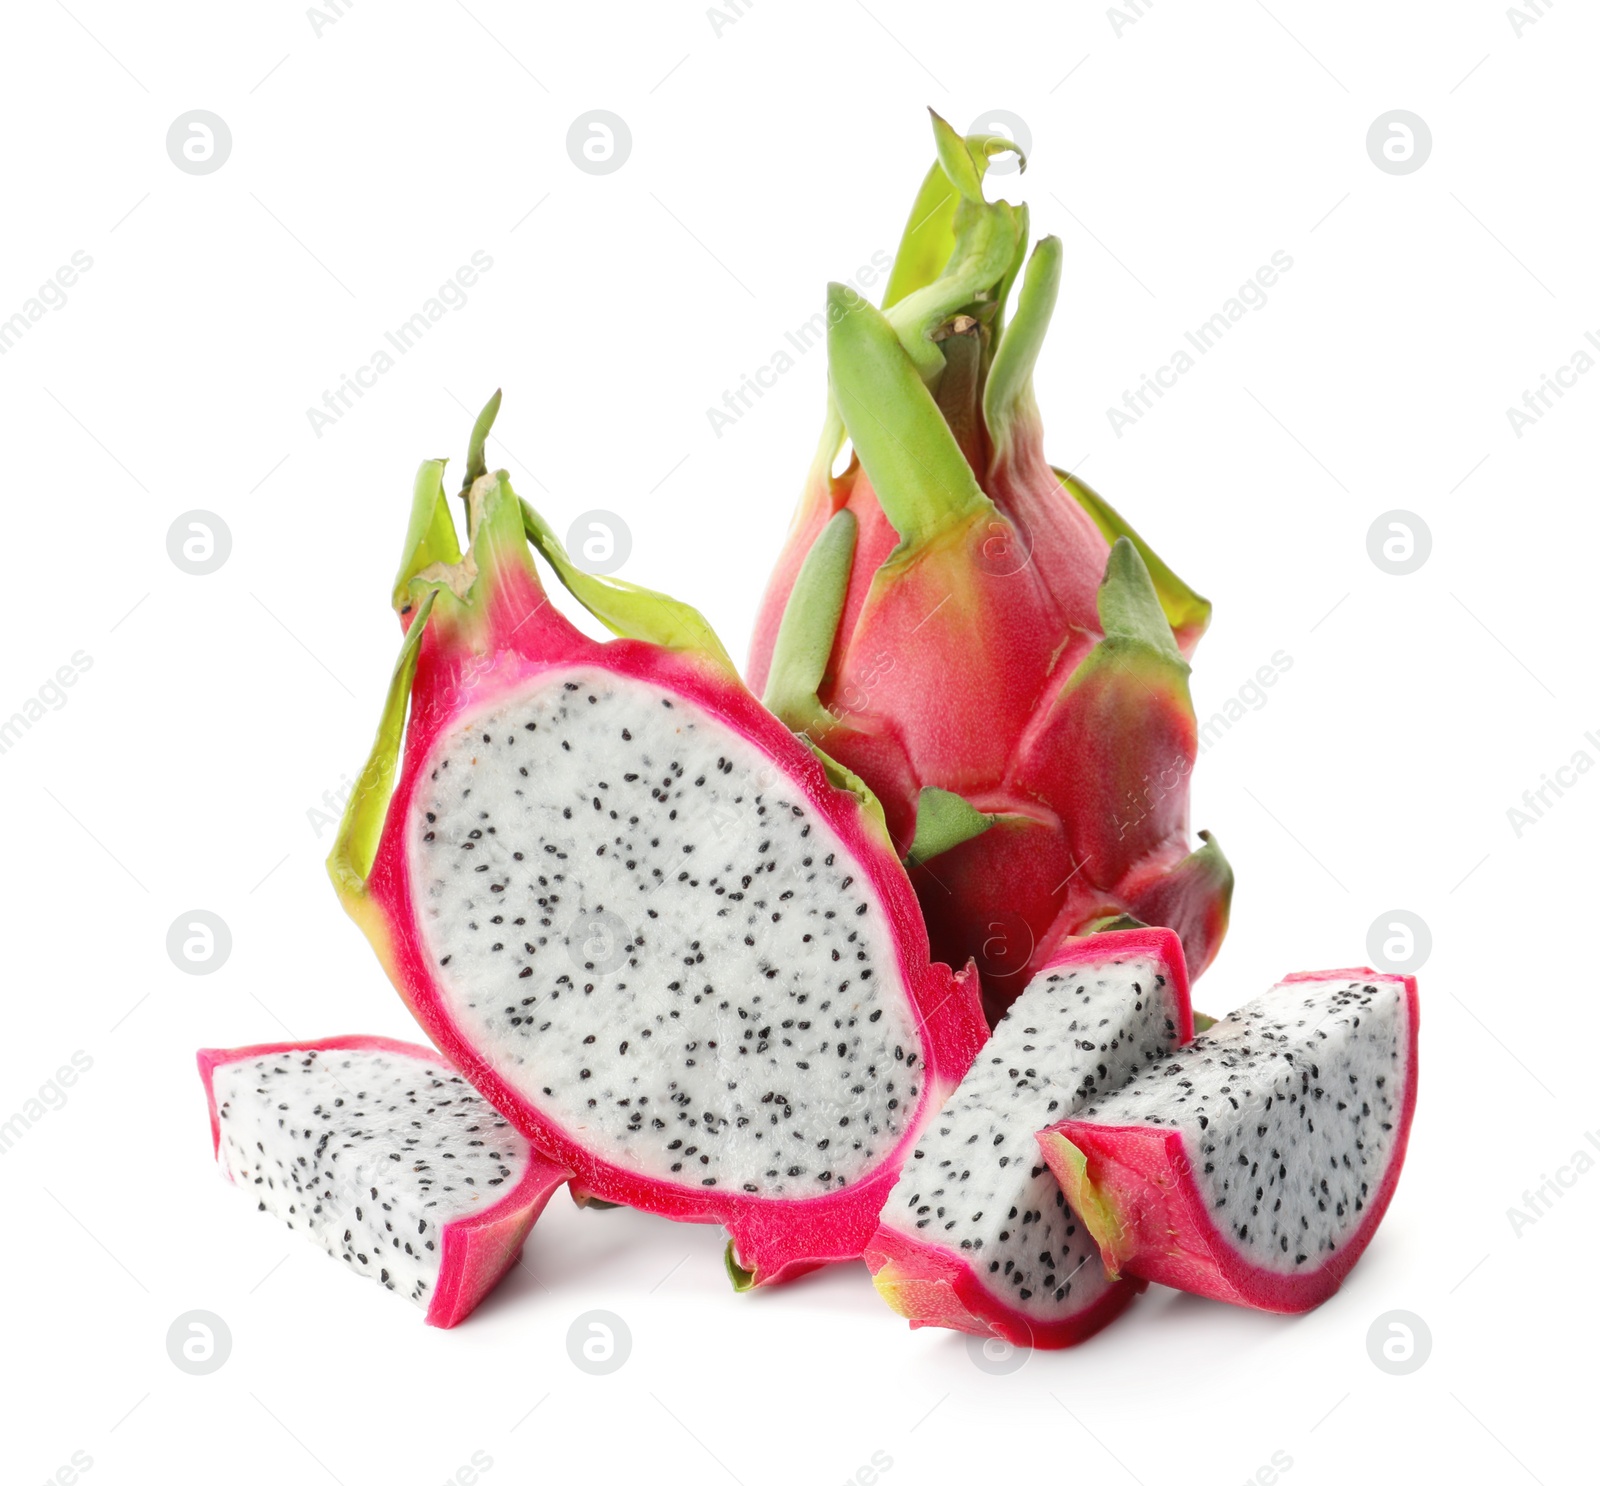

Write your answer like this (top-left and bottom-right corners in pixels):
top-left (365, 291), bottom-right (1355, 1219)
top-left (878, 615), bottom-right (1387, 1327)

top-left (748, 113), bottom-right (1232, 1021)
top-left (328, 398), bottom-right (987, 1289)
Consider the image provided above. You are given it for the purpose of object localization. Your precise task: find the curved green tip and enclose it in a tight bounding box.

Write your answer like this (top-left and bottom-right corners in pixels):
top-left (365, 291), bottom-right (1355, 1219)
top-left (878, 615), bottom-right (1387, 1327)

top-left (724, 1240), bottom-right (758, 1292)
top-left (463, 388), bottom-right (502, 491)
top-left (983, 235), bottom-right (1062, 454)
top-left (929, 109), bottom-right (985, 200)
top-left (392, 459), bottom-right (460, 613)
top-left (1056, 469), bottom-right (1214, 649)
top-left (518, 498), bottom-right (737, 674)
top-left (928, 108), bottom-right (1026, 198)
top-left (1190, 828), bottom-right (1235, 933)
top-left (1098, 538), bottom-right (1183, 660)
top-left (1192, 829), bottom-right (1233, 889)
top-left (1083, 911), bottom-right (1149, 936)
top-left (764, 508), bottom-right (857, 728)
top-left (876, 114), bottom-right (1028, 383)
top-left (327, 586), bottom-right (438, 905)
top-left (882, 161), bottom-right (959, 312)
top-left (827, 285), bottom-right (990, 547)
top-left (807, 740), bottom-right (894, 856)
top-left (906, 786), bottom-right (995, 866)
top-left (1039, 1131), bottom-right (1127, 1278)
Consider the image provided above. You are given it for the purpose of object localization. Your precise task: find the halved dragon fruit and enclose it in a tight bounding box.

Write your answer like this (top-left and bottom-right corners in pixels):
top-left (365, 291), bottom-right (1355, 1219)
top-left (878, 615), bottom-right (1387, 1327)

top-left (328, 399), bottom-right (987, 1288)
top-left (865, 928), bottom-right (1191, 1348)
top-left (197, 1035), bottom-right (568, 1327)
top-left (1038, 969), bottom-right (1419, 1313)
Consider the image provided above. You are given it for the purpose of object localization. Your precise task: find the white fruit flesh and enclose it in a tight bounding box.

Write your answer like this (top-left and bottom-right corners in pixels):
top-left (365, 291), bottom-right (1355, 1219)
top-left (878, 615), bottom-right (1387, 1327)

top-left (212, 1047), bottom-right (532, 1309)
top-left (407, 668), bottom-right (921, 1197)
top-left (1072, 976), bottom-right (1410, 1274)
top-left (881, 950), bottom-right (1184, 1318)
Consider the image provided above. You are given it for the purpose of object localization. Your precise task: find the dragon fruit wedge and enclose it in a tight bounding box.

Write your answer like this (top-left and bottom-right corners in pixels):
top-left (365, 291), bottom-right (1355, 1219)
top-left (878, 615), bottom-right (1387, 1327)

top-left (865, 927), bottom-right (1191, 1348)
top-left (748, 112), bottom-right (1231, 1023)
top-left (198, 1036), bottom-right (568, 1327)
top-left (327, 398), bottom-right (988, 1289)
top-left (1038, 969), bottom-right (1419, 1313)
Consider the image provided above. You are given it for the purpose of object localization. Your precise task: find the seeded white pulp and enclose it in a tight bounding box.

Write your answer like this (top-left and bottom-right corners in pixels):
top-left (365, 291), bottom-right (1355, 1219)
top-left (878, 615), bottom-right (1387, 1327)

top-left (409, 669), bottom-right (922, 1197)
top-left (1074, 976), bottom-right (1409, 1272)
top-left (881, 950), bottom-right (1185, 1319)
top-left (212, 1047), bottom-right (532, 1309)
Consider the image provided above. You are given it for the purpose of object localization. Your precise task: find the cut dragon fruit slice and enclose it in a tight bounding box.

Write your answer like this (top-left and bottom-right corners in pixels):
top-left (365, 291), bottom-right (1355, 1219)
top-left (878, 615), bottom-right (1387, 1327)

top-left (329, 397), bottom-right (987, 1288)
top-left (197, 1035), bottom-right (568, 1327)
top-left (1038, 969), bottom-right (1419, 1313)
top-left (865, 928), bottom-right (1192, 1348)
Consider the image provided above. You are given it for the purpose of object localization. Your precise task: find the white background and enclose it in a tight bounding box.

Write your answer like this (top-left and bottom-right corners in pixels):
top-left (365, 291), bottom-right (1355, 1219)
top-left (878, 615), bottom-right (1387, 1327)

top-left (1, 2), bottom-right (1591, 1483)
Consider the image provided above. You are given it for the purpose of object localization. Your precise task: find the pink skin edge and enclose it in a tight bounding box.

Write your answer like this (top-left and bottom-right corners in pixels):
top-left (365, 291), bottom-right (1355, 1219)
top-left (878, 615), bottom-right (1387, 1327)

top-left (863, 1223), bottom-right (1142, 1349)
top-left (863, 927), bottom-right (1193, 1347)
top-left (1037, 968), bottom-right (1420, 1314)
top-left (368, 554), bottom-right (990, 1286)
top-left (196, 1034), bottom-right (570, 1328)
